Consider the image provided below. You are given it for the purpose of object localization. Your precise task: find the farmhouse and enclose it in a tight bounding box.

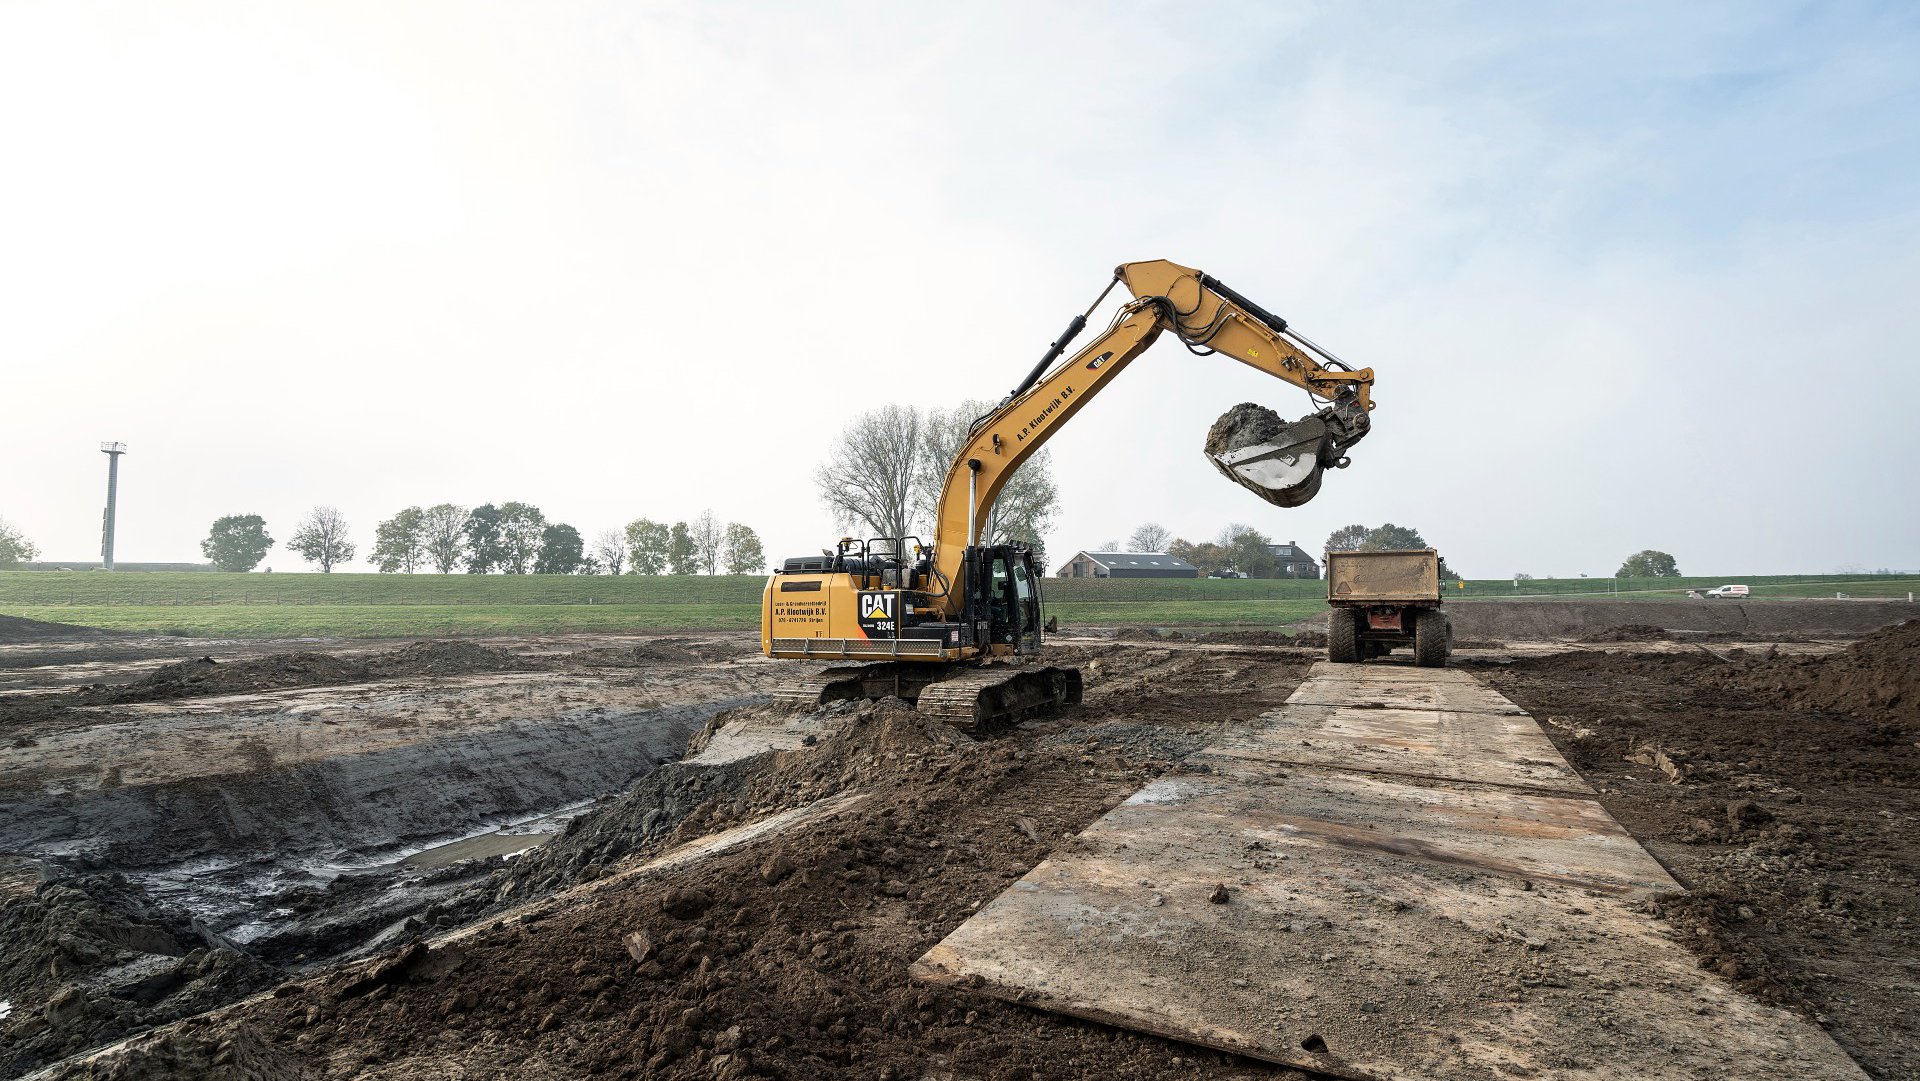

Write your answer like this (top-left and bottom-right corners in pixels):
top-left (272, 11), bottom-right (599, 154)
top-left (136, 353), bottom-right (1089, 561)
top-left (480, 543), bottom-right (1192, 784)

top-left (1267, 541), bottom-right (1321, 579)
top-left (1056, 551), bottom-right (1199, 579)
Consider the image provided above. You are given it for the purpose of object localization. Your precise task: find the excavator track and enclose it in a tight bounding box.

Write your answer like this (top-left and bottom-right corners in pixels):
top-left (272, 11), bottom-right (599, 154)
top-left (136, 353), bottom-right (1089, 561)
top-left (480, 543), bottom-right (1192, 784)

top-left (771, 663), bottom-right (946, 711)
top-left (916, 665), bottom-right (1083, 733)
top-left (772, 662), bottom-right (1083, 733)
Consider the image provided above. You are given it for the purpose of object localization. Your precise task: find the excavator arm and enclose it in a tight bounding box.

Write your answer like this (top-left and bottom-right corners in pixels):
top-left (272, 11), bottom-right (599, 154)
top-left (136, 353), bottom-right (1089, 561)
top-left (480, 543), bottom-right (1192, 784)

top-left (928, 259), bottom-right (1375, 606)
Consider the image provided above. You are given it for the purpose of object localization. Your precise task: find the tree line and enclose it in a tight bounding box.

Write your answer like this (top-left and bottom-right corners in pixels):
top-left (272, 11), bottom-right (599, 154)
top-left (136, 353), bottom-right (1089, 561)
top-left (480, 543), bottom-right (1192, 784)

top-left (1096, 521), bottom-right (1312, 579)
top-left (1088, 520), bottom-right (1460, 579)
top-left (195, 506), bottom-right (765, 575)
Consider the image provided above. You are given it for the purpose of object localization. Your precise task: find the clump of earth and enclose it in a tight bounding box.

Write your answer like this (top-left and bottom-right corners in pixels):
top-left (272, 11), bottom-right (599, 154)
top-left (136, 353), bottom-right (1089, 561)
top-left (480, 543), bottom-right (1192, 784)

top-left (1203, 402), bottom-right (1328, 507)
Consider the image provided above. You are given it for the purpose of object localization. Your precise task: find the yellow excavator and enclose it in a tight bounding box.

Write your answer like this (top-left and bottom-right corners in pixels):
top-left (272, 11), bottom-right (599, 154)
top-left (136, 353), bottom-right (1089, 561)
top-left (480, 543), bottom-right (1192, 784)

top-left (761, 259), bottom-right (1377, 728)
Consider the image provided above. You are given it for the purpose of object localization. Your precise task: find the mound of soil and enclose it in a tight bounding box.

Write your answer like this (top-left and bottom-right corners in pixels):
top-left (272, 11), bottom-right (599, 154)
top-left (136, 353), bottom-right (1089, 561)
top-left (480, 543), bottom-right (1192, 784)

top-left (1710, 619), bottom-right (1920, 723)
top-left (62, 640), bottom-right (537, 710)
top-left (1450, 598), bottom-right (1912, 641)
top-left (491, 699), bottom-right (973, 907)
top-left (1581, 624), bottom-right (1674, 642)
top-left (1118, 626), bottom-right (1326, 648)
top-left (104, 653), bottom-right (373, 703)
top-left (0, 615), bottom-right (115, 642)
top-left (630, 638), bottom-right (704, 663)
top-left (1203, 401), bottom-right (1291, 456)
top-left (58, 1024), bottom-right (307, 1081)
top-left (375, 640), bottom-right (523, 677)
top-left (0, 875), bottom-right (279, 1077)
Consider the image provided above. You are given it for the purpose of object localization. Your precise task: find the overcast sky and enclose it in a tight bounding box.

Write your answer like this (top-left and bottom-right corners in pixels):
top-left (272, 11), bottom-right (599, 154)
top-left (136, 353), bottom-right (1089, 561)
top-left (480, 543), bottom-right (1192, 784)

top-left (3, 2), bottom-right (1916, 577)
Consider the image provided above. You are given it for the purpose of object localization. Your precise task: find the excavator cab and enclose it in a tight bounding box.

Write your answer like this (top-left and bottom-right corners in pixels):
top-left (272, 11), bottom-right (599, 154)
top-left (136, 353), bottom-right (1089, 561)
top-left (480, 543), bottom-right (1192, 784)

top-left (969, 544), bottom-right (1045, 655)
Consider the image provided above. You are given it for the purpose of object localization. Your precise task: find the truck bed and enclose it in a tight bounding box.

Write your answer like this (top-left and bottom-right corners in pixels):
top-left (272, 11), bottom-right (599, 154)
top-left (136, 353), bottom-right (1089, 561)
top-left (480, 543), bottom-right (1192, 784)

top-left (1327, 548), bottom-right (1442, 603)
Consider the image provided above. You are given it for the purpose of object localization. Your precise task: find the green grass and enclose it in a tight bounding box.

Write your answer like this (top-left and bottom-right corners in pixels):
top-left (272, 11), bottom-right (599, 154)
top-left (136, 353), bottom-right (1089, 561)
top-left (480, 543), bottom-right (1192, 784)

top-left (1456, 574), bottom-right (1920, 599)
top-left (3, 569), bottom-right (1912, 639)
top-left (0, 570), bottom-right (768, 607)
top-left (1046, 598), bottom-right (1328, 627)
top-left (0, 603), bottom-right (758, 638)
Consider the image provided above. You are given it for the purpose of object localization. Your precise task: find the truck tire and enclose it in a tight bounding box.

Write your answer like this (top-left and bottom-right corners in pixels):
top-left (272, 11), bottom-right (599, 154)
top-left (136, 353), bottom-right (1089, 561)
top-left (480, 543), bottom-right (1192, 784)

top-left (1414, 608), bottom-right (1449, 668)
top-left (1328, 608), bottom-right (1359, 663)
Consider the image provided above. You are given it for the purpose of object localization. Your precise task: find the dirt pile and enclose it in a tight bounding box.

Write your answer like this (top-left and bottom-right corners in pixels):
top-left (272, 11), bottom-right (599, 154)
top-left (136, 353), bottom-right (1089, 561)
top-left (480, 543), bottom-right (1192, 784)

top-left (1709, 618), bottom-right (1920, 723)
top-left (69, 640), bottom-right (538, 707)
top-left (491, 699), bottom-right (973, 908)
top-left (1581, 623), bottom-right (1673, 642)
top-left (0, 876), bottom-right (279, 1077)
top-left (1203, 401), bottom-right (1291, 456)
top-left (1, 877), bottom-right (186, 1003)
top-left (1119, 626), bottom-right (1326, 648)
top-left (375, 639), bottom-right (527, 677)
top-left (630, 638), bottom-right (704, 663)
top-left (0, 615), bottom-right (115, 642)
top-left (101, 653), bottom-right (373, 703)
top-left (1449, 598), bottom-right (1912, 640)
top-left (55, 1024), bottom-right (309, 1081)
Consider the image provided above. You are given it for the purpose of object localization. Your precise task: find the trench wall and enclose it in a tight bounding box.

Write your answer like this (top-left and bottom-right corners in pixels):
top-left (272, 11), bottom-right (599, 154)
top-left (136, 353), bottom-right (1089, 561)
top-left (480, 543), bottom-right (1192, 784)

top-left (0, 698), bottom-right (759, 869)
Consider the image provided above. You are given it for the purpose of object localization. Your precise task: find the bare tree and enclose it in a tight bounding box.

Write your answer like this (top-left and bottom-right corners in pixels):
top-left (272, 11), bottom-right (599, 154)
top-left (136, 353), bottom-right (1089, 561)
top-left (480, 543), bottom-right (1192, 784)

top-left (420, 504), bottom-right (468, 573)
top-left (691, 510), bottom-right (723, 575)
top-left (1127, 522), bottom-right (1172, 552)
top-left (288, 506), bottom-right (356, 572)
top-left (816, 404), bottom-right (924, 542)
top-left (593, 529), bottom-right (626, 575)
top-left (918, 400), bottom-right (1060, 563)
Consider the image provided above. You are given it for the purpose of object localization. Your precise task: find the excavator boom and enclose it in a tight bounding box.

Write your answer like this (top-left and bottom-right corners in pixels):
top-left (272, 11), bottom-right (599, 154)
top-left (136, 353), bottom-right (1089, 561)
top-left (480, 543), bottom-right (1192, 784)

top-left (928, 259), bottom-right (1375, 611)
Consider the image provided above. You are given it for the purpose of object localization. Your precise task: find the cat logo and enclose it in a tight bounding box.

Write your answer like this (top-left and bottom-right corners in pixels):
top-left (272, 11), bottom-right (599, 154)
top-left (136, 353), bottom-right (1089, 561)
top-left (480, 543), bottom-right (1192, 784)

top-left (857, 591), bottom-right (898, 638)
top-left (1085, 351), bottom-right (1113, 371)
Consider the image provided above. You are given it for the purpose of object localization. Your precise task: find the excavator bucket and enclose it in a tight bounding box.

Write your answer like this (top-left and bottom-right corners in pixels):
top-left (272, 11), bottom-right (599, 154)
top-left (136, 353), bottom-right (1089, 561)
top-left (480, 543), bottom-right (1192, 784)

top-left (1203, 404), bottom-right (1333, 508)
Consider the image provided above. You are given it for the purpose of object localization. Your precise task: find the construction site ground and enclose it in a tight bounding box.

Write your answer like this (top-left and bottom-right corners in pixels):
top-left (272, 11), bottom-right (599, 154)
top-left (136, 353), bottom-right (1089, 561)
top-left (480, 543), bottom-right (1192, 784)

top-left (0, 600), bottom-right (1914, 1080)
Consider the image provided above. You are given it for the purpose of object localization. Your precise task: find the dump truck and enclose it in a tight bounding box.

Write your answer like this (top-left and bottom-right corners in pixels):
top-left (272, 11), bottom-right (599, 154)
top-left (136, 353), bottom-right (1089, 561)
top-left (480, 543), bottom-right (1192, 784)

top-left (1326, 548), bottom-right (1450, 666)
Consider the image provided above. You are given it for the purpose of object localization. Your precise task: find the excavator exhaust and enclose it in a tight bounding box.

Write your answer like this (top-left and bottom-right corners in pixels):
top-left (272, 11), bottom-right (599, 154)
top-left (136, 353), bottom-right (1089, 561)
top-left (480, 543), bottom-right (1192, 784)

top-left (1204, 403), bottom-right (1345, 508)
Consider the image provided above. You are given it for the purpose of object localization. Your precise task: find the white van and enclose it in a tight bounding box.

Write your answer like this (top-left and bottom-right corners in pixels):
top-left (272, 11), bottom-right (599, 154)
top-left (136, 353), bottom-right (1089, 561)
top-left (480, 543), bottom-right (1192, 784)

top-left (1704, 584), bottom-right (1750, 599)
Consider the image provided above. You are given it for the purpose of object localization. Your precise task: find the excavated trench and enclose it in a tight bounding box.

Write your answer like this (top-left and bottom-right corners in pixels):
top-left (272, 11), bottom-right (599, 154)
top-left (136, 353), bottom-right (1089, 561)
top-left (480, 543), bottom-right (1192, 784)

top-left (0, 634), bottom-right (801, 1075)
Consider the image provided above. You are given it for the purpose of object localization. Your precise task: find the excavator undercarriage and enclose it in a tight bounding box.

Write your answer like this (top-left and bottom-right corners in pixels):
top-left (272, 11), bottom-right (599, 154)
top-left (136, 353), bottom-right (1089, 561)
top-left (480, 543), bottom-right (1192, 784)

top-left (771, 662), bottom-right (1083, 733)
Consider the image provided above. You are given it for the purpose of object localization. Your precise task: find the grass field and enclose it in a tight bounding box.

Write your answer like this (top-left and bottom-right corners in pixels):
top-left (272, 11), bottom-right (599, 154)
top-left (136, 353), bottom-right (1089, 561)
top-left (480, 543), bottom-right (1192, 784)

top-left (1, 569), bottom-right (1912, 639)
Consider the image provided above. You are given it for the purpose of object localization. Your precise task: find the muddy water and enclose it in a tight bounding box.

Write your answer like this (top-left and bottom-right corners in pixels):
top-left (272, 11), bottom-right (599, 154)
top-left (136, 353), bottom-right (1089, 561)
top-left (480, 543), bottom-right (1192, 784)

top-left (6, 697), bottom-right (755, 943)
top-left (0, 636), bottom-right (792, 956)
